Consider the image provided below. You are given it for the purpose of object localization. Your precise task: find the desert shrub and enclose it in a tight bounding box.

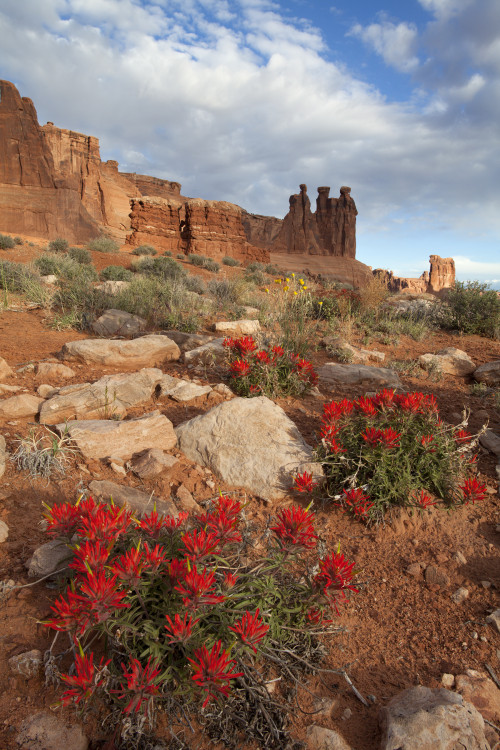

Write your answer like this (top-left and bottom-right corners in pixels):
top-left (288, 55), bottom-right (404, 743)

top-left (11, 427), bottom-right (75, 479)
top-left (68, 246), bottom-right (92, 265)
top-left (244, 269), bottom-right (266, 286)
top-left (207, 278), bottom-right (245, 306)
top-left (136, 255), bottom-right (187, 282)
top-left (53, 278), bottom-right (109, 329)
top-left (42, 493), bottom-right (355, 746)
top-left (264, 263), bottom-right (280, 275)
top-left (13, 236), bottom-right (23, 245)
top-left (246, 261), bottom-right (265, 273)
top-left (176, 253), bottom-right (185, 260)
top-left (0, 259), bottom-right (52, 306)
top-left (184, 274), bottom-right (206, 295)
top-left (86, 236), bottom-right (119, 253)
top-left (188, 253), bottom-right (220, 273)
top-left (131, 244), bottom-right (157, 256)
top-left (299, 390), bottom-right (484, 523)
top-left (264, 275), bottom-right (320, 356)
top-left (441, 281), bottom-right (500, 338)
top-left (162, 311), bottom-right (201, 332)
top-left (111, 275), bottom-right (197, 328)
top-left (0, 234), bottom-right (15, 250)
top-left (48, 237), bottom-right (69, 254)
top-left (163, 250), bottom-right (172, 257)
top-left (34, 254), bottom-right (98, 283)
top-left (357, 275), bottom-right (389, 313)
top-left (223, 335), bottom-right (317, 397)
top-left (100, 265), bottom-right (133, 282)
top-left (222, 256), bottom-right (241, 267)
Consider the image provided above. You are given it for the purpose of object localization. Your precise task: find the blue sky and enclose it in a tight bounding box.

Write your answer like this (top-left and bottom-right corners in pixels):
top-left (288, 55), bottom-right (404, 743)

top-left (0, 0), bottom-right (499, 285)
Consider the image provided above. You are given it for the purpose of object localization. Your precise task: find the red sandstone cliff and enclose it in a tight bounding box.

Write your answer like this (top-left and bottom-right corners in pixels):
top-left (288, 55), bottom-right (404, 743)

top-left (374, 256), bottom-right (456, 295)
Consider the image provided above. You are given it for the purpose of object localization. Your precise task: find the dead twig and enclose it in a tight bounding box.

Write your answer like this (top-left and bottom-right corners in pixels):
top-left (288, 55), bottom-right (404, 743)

top-left (485, 663), bottom-right (500, 691)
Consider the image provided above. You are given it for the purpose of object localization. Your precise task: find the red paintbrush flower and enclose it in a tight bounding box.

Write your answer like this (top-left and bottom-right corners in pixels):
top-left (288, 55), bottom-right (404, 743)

top-left (342, 488), bottom-right (374, 519)
top-left (413, 490), bottom-right (438, 509)
top-left (293, 471), bottom-right (318, 494)
top-left (254, 350), bottom-right (270, 364)
top-left (181, 529), bottom-right (220, 561)
top-left (362, 427), bottom-right (383, 447)
top-left (460, 476), bottom-right (487, 504)
top-left (455, 428), bottom-right (472, 444)
top-left (44, 502), bottom-right (81, 537)
top-left (355, 396), bottom-right (377, 416)
top-left (372, 389), bottom-right (395, 409)
top-left (77, 570), bottom-right (130, 627)
top-left (313, 551), bottom-right (358, 612)
top-left (188, 640), bottom-right (243, 707)
top-left (420, 434), bottom-right (436, 452)
top-left (76, 495), bottom-right (98, 519)
top-left (216, 495), bottom-right (243, 521)
top-left (174, 565), bottom-right (225, 610)
top-left (379, 427), bottom-right (401, 449)
top-left (270, 345), bottom-right (284, 359)
top-left (230, 359), bottom-right (251, 377)
top-left (78, 504), bottom-right (132, 545)
top-left (110, 547), bottom-right (145, 587)
top-left (306, 608), bottom-right (334, 626)
top-left (234, 336), bottom-right (257, 355)
top-left (143, 543), bottom-right (169, 574)
top-left (222, 337), bottom-right (236, 349)
top-left (200, 510), bottom-right (242, 546)
top-left (139, 510), bottom-right (188, 539)
top-left (222, 571), bottom-right (239, 589)
top-left (69, 540), bottom-right (110, 576)
top-left (165, 557), bottom-right (188, 585)
top-left (229, 609), bottom-right (269, 653)
top-left (271, 505), bottom-right (318, 551)
top-left (45, 588), bottom-right (86, 633)
top-left (323, 398), bottom-right (353, 422)
top-left (165, 612), bottom-right (200, 644)
top-left (114, 657), bottom-right (163, 716)
top-left (60, 651), bottom-right (110, 707)
top-left (293, 357), bottom-right (318, 384)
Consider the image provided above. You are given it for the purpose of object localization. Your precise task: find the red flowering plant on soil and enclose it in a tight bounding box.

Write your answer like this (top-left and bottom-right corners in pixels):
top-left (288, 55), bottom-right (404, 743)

top-left (294, 389), bottom-right (485, 523)
top-left (41, 493), bottom-right (357, 748)
top-left (223, 335), bottom-right (318, 398)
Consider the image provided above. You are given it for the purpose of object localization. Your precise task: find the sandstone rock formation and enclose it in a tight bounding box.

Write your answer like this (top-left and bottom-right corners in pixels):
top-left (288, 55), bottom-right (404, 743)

top-left (374, 255), bottom-right (456, 295)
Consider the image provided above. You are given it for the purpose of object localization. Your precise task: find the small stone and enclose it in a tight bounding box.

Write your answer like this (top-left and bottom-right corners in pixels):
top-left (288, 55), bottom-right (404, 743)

top-left (486, 609), bottom-right (500, 633)
top-left (176, 484), bottom-right (202, 514)
top-left (341, 708), bottom-right (352, 720)
top-left (424, 565), bottom-right (450, 588)
top-left (453, 551), bottom-right (467, 565)
top-left (9, 649), bottom-right (43, 678)
top-left (130, 449), bottom-right (178, 479)
top-left (0, 519), bottom-right (9, 543)
top-left (16, 711), bottom-right (88, 750)
top-left (451, 587), bottom-right (469, 604)
top-left (480, 636), bottom-right (487, 642)
top-left (212, 382), bottom-right (234, 398)
top-left (110, 462), bottom-right (127, 476)
top-left (26, 540), bottom-right (69, 578)
top-left (306, 724), bottom-right (351, 750)
top-left (472, 631), bottom-right (478, 639)
top-left (367, 694), bottom-right (377, 704)
top-left (481, 580), bottom-right (492, 589)
top-left (37, 384), bottom-right (58, 399)
top-left (406, 562), bottom-right (424, 577)
top-left (441, 674), bottom-right (455, 688)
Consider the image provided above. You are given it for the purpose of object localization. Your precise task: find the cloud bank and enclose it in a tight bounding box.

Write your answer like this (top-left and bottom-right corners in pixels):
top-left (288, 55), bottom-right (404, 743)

top-left (0, 0), bottom-right (498, 278)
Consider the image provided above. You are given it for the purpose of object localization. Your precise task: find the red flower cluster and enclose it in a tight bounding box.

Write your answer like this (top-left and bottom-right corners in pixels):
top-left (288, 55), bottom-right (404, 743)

top-left (362, 427), bottom-right (401, 449)
top-left (174, 565), bottom-right (226, 610)
top-left (271, 505), bottom-right (318, 551)
top-left (188, 641), bottom-right (243, 708)
top-left (293, 471), bottom-right (318, 493)
top-left (313, 551), bottom-right (358, 613)
top-left (165, 612), bottom-right (199, 644)
top-left (413, 490), bottom-right (438, 509)
top-left (460, 477), bottom-right (487, 504)
top-left (229, 609), bottom-right (269, 653)
top-left (60, 651), bottom-right (110, 707)
top-left (114, 657), bottom-right (163, 716)
top-left (341, 488), bottom-right (374, 519)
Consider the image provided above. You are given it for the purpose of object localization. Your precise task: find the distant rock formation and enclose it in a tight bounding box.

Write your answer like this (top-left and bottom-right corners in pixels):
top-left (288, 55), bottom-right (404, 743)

top-left (374, 255), bottom-right (456, 295)
top-left (243, 184), bottom-right (357, 257)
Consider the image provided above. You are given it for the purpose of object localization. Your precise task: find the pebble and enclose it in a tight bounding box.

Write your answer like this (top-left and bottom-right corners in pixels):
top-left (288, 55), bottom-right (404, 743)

top-left (451, 587), bottom-right (469, 604)
top-left (341, 708), bottom-right (352, 720)
top-left (441, 673), bottom-right (455, 688)
top-left (480, 636), bottom-right (488, 643)
top-left (453, 551), bottom-right (467, 565)
top-left (481, 580), bottom-right (492, 589)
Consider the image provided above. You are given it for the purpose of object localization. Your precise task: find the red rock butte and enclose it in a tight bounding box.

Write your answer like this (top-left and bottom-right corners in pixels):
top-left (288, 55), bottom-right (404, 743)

top-left (0, 80), bottom-right (454, 290)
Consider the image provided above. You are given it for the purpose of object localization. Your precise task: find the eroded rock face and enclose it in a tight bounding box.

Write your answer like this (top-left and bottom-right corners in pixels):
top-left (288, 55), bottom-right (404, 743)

top-left (59, 335), bottom-right (180, 368)
top-left (175, 396), bottom-right (322, 500)
top-left (374, 255), bottom-right (456, 295)
top-left (317, 363), bottom-right (402, 390)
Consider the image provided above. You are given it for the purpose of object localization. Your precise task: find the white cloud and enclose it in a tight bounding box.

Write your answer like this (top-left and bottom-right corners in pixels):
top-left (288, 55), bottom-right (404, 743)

top-left (453, 256), bottom-right (500, 280)
top-left (0, 0), bottom-right (498, 271)
top-left (349, 20), bottom-right (419, 72)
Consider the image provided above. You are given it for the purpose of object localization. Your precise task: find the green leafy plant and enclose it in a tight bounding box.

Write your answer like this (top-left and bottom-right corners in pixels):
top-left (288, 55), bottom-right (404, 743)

top-left (223, 335), bottom-right (318, 397)
top-left (135, 255), bottom-right (187, 282)
top-left (68, 247), bottom-right (92, 265)
top-left (42, 495), bottom-right (356, 747)
top-left (442, 281), bottom-right (500, 339)
top-left (301, 389), bottom-right (485, 523)
top-left (48, 238), bottom-right (70, 254)
top-left (86, 236), bottom-right (120, 253)
top-left (0, 234), bottom-right (16, 250)
top-left (222, 256), bottom-right (241, 267)
top-left (187, 253), bottom-right (220, 273)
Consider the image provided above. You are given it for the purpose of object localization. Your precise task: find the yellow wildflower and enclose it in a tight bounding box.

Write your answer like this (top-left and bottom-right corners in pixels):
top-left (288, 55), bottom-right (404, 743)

top-left (318, 300), bottom-right (323, 305)
top-left (303, 286), bottom-right (308, 290)
top-left (275, 278), bottom-right (282, 284)
top-left (283, 285), bottom-right (289, 291)
top-left (291, 272), bottom-right (295, 277)
top-left (299, 278), bottom-right (304, 285)
top-left (285, 277), bottom-right (290, 283)
top-left (265, 288), bottom-right (269, 293)
top-left (293, 291), bottom-right (298, 295)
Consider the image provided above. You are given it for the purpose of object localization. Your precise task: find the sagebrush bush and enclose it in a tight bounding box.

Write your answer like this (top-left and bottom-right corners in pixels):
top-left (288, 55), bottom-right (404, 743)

top-left (0, 259), bottom-right (51, 306)
top-left (131, 244), bottom-right (157, 256)
top-left (53, 278), bottom-right (110, 329)
top-left (86, 236), bottom-right (119, 253)
top-left (100, 265), bottom-right (133, 282)
top-left (136, 255), bottom-right (187, 282)
top-left (442, 281), bottom-right (500, 339)
top-left (68, 246), bottom-right (92, 265)
top-left (207, 278), bottom-right (245, 306)
top-left (0, 234), bottom-right (15, 250)
top-left (184, 274), bottom-right (206, 295)
top-left (14, 236), bottom-right (23, 245)
top-left (48, 237), bottom-right (69, 254)
top-left (34, 254), bottom-right (98, 283)
top-left (163, 250), bottom-right (172, 257)
top-left (188, 253), bottom-right (220, 273)
top-left (222, 256), bottom-right (241, 267)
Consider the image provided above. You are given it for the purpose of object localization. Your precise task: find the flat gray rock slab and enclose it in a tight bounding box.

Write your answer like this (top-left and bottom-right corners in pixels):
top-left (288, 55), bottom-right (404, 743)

top-left (35, 362), bottom-right (76, 380)
top-left (89, 480), bottom-right (178, 518)
top-left (0, 434), bottom-right (6, 480)
top-left (130, 449), bottom-right (178, 478)
top-left (474, 360), bottom-right (500, 386)
top-left (306, 724), bottom-right (351, 750)
top-left (59, 334), bottom-right (180, 368)
top-left (479, 429), bottom-right (500, 457)
top-left (175, 395), bottom-right (322, 501)
top-left (379, 685), bottom-right (489, 750)
top-left (26, 540), bottom-right (71, 578)
top-left (91, 308), bottom-right (146, 337)
top-left (418, 348), bottom-right (476, 376)
top-left (183, 338), bottom-right (226, 365)
top-left (162, 331), bottom-right (214, 351)
top-left (213, 319), bottom-right (261, 336)
top-left (16, 711), bottom-right (88, 750)
top-left (317, 363), bottom-right (402, 390)
top-left (169, 381), bottom-right (212, 402)
top-left (39, 368), bottom-right (163, 424)
top-left (59, 412), bottom-right (177, 460)
top-left (0, 394), bottom-right (44, 420)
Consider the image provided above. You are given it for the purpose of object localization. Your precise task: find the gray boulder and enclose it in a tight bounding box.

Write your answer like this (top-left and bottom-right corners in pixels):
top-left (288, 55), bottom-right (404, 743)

top-left (59, 334), bottom-right (180, 368)
top-left (0, 394), bottom-right (44, 420)
top-left (88, 480), bottom-right (178, 518)
top-left (474, 361), bottom-right (500, 386)
top-left (418, 348), bottom-right (476, 376)
top-left (317, 363), bottom-right (402, 390)
top-left (91, 308), bottom-right (147, 337)
top-left (175, 396), bottom-right (322, 500)
top-left (16, 711), bottom-right (88, 750)
top-left (379, 685), bottom-right (490, 750)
